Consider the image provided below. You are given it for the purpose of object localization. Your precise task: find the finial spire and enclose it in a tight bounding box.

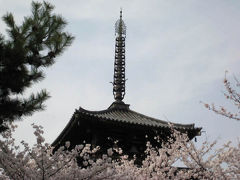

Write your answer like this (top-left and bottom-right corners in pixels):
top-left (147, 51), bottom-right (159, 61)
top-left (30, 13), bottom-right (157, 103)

top-left (120, 8), bottom-right (122, 19)
top-left (113, 10), bottom-right (127, 101)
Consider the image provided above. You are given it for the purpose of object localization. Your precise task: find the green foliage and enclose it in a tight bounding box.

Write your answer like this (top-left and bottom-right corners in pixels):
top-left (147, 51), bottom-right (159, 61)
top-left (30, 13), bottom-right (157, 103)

top-left (0, 1), bottom-right (74, 132)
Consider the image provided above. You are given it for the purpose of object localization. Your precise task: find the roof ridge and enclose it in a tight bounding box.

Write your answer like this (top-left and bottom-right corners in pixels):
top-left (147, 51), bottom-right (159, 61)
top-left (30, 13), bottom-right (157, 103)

top-left (78, 106), bottom-right (111, 114)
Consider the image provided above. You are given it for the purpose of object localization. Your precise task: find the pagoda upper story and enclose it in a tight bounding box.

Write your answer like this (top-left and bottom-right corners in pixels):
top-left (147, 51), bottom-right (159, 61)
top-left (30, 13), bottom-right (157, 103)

top-left (52, 11), bottom-right (201, 157)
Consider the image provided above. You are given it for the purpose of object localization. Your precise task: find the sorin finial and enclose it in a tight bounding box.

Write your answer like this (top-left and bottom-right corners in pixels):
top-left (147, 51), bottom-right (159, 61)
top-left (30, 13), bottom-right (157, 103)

top-left (113, 10), bottom-right (127, 101)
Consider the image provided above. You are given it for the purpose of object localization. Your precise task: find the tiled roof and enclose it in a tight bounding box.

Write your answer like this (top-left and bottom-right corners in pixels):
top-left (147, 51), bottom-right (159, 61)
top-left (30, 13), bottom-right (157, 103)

top-left (77, 101), bottom-right (199, 130)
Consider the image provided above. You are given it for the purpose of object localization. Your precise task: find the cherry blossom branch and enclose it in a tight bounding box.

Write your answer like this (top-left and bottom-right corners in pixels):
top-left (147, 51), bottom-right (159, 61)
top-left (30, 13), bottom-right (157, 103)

top-left (203, 71), bottom-right (240, 121)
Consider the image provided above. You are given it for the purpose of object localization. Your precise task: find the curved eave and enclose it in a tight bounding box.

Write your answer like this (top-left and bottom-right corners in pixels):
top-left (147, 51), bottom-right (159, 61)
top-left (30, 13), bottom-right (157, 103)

top-left (52, 110), bottom-right (78, 147)
top-left (78, 107), bottom-right (200, 130)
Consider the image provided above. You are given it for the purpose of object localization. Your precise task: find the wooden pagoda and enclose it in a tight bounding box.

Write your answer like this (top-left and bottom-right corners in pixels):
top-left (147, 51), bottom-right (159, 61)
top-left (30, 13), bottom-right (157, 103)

top-left (52, 11), bottom-right (201, 158)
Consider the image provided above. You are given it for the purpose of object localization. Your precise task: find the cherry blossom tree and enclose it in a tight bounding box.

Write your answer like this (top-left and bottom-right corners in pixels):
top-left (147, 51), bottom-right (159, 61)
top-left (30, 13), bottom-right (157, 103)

top-left (0, 124), bottom-right (117, 179)
top-left (0, 124), bottom-right (239, 179)
top-left (113, 129), bottom-right (240, 179)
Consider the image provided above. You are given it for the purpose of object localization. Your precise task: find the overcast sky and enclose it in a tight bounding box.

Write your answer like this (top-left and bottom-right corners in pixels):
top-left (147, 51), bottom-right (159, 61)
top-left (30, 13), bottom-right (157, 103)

top-left (1, 0), bottom-right (240, 147)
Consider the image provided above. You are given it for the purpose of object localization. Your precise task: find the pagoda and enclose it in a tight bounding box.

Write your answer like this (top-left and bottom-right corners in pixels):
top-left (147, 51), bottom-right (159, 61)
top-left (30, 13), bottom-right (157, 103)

top-left (52, 11), bottom-right (201, 158)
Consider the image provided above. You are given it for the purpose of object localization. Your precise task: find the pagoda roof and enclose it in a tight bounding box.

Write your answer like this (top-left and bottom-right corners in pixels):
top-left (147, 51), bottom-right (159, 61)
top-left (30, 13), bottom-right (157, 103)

top-left (78, 101), bottom-right (200, 130)
top-left (52, 101), bottom-right (201, 146)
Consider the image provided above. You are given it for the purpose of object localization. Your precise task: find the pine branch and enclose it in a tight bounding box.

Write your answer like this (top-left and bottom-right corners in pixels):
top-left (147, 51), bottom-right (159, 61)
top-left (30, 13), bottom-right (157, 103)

top-left (0, 1), bottom-right (74, 132)
top-left (22, 89), bottom-right (51, 116)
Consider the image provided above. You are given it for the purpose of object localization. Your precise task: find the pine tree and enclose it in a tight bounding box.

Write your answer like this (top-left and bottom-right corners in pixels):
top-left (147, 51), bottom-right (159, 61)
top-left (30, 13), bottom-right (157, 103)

top-left (0, 1), bottom-right (74, 132)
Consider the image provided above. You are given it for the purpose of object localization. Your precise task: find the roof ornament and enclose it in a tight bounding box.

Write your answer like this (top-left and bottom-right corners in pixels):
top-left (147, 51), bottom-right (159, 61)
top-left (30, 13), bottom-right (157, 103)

top-left (115, 9), bottom-right (126, 36)
top-left (113, 9), bottom-right (127, 102)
